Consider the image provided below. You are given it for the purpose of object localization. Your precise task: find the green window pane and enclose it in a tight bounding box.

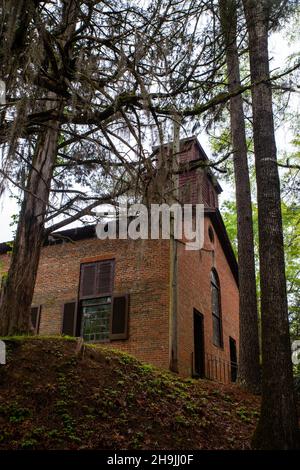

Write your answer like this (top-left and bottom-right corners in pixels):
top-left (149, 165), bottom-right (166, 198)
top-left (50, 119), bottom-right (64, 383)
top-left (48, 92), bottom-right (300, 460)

top-left (82, 298), bottom-right (111, 342)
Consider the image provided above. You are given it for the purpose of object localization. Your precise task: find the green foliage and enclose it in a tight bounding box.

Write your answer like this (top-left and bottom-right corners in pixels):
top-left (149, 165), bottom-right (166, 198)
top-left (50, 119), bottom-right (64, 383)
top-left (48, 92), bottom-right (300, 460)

top-left (220, 200), bottom-right (238, 257)
top-left (20, 438), bottom-right (38, 449)
top-left (0, 403), bottom-right (31, 423)
top-left (236, 407), bottom-right (258, 423)
top-left (0, 337), bottom-right (260, 450)
top-left (222, 198), bottom-right (300, 348)
top-left (9, 214), bottom-right (18, 230)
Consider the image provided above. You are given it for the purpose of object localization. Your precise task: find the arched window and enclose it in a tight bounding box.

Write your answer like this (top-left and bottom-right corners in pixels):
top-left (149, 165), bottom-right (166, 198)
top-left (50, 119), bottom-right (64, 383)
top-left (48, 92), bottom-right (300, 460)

top-left (211, 269), bottom-right (223, 347)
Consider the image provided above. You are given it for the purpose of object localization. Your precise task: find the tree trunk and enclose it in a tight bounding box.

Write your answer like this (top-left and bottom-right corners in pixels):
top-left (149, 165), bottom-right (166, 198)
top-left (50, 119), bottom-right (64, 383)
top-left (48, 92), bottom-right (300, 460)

top-left (242, 0), bottom-right (299, 449)
top-left (0, 97), bottom-right (62, 335)
top-left (0, 0), bottom-right (77, 336)
top-left (219, 0), bottom-right (261, 393)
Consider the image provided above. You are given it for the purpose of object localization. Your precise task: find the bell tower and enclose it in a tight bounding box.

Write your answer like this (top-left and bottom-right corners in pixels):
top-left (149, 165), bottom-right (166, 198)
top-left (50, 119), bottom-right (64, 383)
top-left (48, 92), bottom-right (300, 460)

top-left (177, 137), bottom-right (222, 208)
top-left (151, 136), bottom-right (222, 207)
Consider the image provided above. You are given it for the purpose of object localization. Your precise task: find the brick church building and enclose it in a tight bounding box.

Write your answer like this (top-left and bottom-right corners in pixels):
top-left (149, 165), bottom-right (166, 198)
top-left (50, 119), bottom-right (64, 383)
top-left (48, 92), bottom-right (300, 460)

top-left (0, 137), bottom-right (239, 382)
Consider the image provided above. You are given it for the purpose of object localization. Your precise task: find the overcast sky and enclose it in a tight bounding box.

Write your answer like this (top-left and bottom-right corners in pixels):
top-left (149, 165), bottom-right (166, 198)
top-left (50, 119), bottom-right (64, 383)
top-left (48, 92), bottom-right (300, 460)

top-left (0, 30), bottom-right (299, 243)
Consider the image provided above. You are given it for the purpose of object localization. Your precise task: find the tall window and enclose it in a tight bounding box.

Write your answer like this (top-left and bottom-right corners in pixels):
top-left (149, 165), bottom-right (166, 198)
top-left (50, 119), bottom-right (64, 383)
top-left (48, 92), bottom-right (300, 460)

top-left (73, 259), bottom-right (129, 342)
top-left (79, 260), bottom-right (115, 341)
top-left (211, 269), bottom-right (223, 347)
top-left (81, 297), bottom-right (112, 342)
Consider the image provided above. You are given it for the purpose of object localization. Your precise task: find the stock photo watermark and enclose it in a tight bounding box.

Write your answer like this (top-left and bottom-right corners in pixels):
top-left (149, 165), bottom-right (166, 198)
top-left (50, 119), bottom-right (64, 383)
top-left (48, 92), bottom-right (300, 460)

top-left (96, 202), bottom-right (204, 251)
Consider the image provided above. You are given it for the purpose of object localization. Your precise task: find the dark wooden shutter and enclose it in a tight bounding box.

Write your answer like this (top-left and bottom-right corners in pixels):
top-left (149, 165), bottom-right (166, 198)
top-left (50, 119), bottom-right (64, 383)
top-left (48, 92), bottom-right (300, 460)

top-left (62, 301), bottom-right (77, 336)
top-left (110, 294), bottom-right (129, 340)
top-left (80, 260), bottom-right (114, 299)
top-left (80, 263), bottom-right (97, 298)
top-left (31, 306), bottom-right (41, 334)
top-left (96, 260), bottom-right (114, 296)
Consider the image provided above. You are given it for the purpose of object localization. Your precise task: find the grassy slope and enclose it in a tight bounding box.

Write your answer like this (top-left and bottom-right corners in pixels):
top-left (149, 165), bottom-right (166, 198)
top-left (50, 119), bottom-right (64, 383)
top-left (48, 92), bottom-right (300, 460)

top-left (0, 337), bottom-right (259, 450)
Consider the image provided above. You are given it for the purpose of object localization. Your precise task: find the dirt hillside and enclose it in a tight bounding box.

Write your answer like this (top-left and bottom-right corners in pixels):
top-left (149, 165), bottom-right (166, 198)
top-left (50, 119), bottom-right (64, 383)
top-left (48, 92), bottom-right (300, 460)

top-left (0, 337), bottom-right (259, 450)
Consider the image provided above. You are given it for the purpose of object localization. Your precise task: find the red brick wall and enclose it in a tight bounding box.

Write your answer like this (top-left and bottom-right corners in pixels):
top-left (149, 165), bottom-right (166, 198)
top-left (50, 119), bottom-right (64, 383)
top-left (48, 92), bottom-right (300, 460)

top-left (0, 215), bottom-right (239, 380)
top-left (177, 216), bottom-right (239, 377)
top-left (178, 141), bottom-right (218, 208)
top-left (178, 140), bottom-right (199, 163)
top-left (0, 238), bottom-right (171, 370)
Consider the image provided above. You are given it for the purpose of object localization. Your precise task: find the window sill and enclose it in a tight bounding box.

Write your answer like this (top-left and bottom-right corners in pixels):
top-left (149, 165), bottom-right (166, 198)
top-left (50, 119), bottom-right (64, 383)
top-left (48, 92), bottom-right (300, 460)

top-left (82, 338), bottom-right (129, 343)
top-left (213, 342), bottom-right (224, 351)
top-left (84, 339), bottom-right (110, 344)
